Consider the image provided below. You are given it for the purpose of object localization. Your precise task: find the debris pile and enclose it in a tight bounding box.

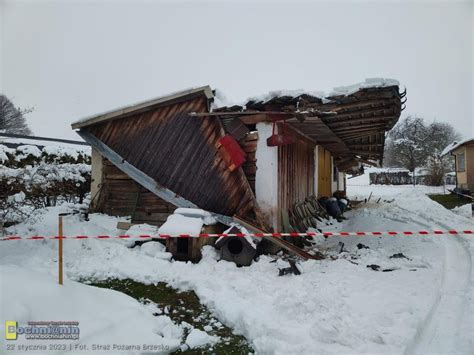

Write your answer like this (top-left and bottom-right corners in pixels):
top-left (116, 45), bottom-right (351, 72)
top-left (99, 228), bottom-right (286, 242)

top-left (287, 195), bottom-right (350, 232)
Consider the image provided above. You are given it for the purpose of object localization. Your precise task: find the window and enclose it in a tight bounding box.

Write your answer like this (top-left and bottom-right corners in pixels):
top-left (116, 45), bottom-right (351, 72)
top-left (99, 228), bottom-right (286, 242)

top-left (457, 152), bottom-right (465, 172)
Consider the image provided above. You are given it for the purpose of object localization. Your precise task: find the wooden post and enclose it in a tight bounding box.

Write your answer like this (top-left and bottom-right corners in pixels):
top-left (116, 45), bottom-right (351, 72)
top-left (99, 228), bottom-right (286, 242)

top-left (58, 216), bottom-right (63, 285)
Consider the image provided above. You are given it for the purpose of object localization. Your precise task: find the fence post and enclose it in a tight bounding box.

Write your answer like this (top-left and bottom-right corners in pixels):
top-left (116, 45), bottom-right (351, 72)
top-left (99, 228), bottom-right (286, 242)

top-left (58, 216), bottom-right (63, 285)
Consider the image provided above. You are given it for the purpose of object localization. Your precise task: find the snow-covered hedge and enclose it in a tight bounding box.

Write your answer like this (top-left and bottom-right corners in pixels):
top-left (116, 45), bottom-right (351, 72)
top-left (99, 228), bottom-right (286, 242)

top-left (0, 144), bottom-right (91, 224)
top-left (0, 143), bottom-right (90, 167)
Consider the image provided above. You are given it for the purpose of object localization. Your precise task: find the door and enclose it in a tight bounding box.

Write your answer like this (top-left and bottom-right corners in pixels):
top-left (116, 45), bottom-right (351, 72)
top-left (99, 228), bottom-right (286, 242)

top-left (318, 147), bottom-right (332, 197)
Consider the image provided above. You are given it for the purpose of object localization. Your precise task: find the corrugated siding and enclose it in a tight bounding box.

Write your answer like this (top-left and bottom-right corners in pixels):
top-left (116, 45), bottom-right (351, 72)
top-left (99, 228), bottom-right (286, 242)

top-left (86, 96), bottom-right (256, 218)
top-left (278, 133), bottom-right (315, 224)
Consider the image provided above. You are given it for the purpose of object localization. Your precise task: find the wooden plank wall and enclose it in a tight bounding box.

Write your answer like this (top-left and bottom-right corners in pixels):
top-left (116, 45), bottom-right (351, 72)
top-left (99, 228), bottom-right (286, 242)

top-left (278, 133), bottom-right (315, 228)
top-left (99, 158), bottom-right (176, 226)
top-left (240, 132), bottom-right (258, 193)
top-left (87, 96), bottom-right (257, 218)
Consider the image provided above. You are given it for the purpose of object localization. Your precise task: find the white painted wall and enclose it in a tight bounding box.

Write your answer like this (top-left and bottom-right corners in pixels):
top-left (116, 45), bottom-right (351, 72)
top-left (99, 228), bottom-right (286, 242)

top-left (255, 122), bottom-right (279, 229)
top-left (338, 172), bottom-right (345, 191)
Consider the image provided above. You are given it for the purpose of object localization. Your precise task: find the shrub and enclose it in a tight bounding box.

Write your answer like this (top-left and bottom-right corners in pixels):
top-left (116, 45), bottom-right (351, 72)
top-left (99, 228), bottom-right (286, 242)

top-left (0, 143), bottom-right (91, 224)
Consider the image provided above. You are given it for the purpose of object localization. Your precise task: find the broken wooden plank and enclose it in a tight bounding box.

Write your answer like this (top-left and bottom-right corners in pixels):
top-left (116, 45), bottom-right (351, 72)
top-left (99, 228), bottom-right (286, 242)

top-left (117, 221), bottom-right (135, 230)
top-left (233, 216), bottom-right (322, 260)
top-left (448, 189), bottom-right (474, 201)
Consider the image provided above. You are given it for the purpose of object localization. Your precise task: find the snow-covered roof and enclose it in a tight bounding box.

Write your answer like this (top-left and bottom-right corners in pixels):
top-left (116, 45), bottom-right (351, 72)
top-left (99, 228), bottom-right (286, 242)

top-left (214, 78), bottom-right (400, 108)
top-left (214, 78), bottom-right (404, 172)
top-left (441, 137), bottom-right (474, 156)
top-left (328, 78), bottom-right (400, 97)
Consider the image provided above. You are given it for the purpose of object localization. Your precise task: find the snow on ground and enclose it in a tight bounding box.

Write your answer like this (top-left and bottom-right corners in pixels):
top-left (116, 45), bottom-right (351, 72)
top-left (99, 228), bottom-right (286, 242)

top-left (1, 265), bottom-right (183, 354)
top-left (452, 203), bottom-right (473, 219)
top-left (345, 170), bottom-right (473, 355)
top-left (185, 328), bottom-right (219, 349)
top-left (1, 172), bottom-right (473, 354)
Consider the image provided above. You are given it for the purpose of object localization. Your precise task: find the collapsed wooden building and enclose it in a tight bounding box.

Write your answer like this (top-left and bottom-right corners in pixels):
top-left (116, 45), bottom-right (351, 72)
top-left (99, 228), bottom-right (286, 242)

top-left (71, 79), bottom-right (405, 260)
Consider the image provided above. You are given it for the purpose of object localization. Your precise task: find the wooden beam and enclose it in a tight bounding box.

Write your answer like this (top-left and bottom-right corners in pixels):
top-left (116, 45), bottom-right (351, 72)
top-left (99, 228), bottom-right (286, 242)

top-left (242, 113), bottom-right (296, 124)
top-left (325, 116), bottom-right (396, 128)
top-left (344, 131), bottom-right (385, 142)
top-left (190, 111), bottom-right (294, 117)
top-left (326, 98), bottom-right (399, 113)
top-left (448, 189), bottom-right (474, 201)
top-left (322, 107), bottom-right (397, 121)
top-left (347, 143), bottom-right (384, 148)
top-left (338, 131), bottom-right (382, 141)
top-left (339, 129), bottom-right (383, 137)
top-left (331, 123), bottom-right (389, 134)
top-left (285, 124), bottom-right (317, 145)
top-left (349, 150), bottom-right (381, 157)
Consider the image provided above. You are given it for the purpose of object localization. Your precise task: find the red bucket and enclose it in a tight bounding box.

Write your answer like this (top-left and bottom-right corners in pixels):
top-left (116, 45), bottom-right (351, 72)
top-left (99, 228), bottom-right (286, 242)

top-left (267, 121), bottom-right (295, 146)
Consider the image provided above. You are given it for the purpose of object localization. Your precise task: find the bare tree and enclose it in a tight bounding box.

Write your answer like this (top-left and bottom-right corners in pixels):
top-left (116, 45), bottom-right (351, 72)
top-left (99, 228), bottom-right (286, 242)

top-left (384, 116), bottom-right (430, 173)
top-left (384, 116), bottom-right (461, 185)
top-left (428, 122), bottom-right (462, 157)
top-left (0, 95), bottom-right (32, 135)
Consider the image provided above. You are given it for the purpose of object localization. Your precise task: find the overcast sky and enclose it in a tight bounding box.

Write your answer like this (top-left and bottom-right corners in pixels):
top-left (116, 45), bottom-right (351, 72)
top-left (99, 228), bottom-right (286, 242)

top-left (1, 0), bottom-right (473, 140)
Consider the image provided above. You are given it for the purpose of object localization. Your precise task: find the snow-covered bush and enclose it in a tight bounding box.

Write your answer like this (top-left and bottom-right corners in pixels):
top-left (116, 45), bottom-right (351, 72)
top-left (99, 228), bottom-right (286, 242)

top-left (0, 144), bottom-right (90, 167)
top-left (424, 154), bottom-right (450, 186)
top-left (0, 144), bottom-right (91, 224)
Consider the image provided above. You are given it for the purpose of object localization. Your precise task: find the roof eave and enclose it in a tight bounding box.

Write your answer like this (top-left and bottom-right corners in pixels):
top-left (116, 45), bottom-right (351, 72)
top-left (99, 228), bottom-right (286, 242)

top-left (71, 85), bottom-right (213, 130)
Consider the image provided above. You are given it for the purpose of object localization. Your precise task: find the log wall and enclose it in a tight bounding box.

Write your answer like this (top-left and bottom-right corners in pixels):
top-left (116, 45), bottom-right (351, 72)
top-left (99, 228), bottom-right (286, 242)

top-left (240, 132), bottom-right (258, 193)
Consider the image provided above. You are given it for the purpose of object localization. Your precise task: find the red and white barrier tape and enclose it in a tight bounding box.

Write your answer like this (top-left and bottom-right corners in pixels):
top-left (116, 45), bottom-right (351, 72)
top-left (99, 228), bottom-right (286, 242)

top-left (1, 230), bottom-right (473, 241)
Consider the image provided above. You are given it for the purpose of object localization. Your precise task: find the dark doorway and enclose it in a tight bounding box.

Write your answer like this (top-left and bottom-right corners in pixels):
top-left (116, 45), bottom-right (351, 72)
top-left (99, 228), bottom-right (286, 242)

top-left (228, 238), bottom-right (244, 254)
top-left (177, 238), bottom-right (189, 255)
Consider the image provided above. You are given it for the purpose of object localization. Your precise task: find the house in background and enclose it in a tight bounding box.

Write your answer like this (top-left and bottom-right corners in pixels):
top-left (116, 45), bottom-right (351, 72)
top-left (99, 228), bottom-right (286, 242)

top-left (71, 79), bottom-right (404, 258)
top-left (443, 138), bottom-right (474, 192)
